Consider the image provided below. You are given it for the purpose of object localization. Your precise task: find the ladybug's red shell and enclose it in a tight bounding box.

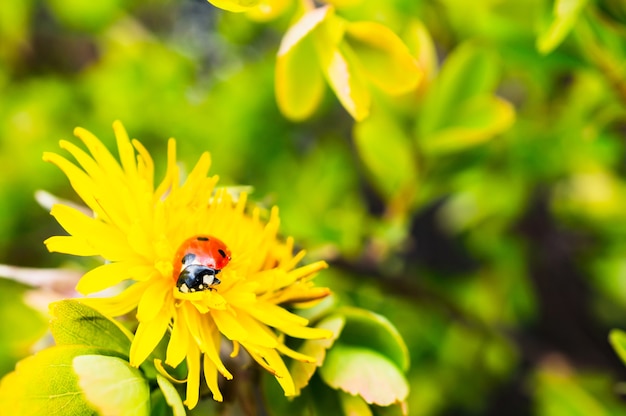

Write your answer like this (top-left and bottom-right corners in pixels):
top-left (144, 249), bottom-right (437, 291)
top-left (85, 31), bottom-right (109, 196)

top-left (173, 235), bottom-right (232, 292)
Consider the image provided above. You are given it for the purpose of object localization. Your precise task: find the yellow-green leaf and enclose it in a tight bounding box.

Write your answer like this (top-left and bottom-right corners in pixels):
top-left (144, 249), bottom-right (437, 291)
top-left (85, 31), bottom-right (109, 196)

top-left (404, 19), bottom-right (438, 83)
top-left (537, 0), bottom-right (589, 54)
top-left (319, 41), bottom-right (371, 121)
top-left (156, 374), bottom-right (186, 416)
top-left (346, 21), bottom-right (422, 95)
top-left (73, 355), bottom-right (150, 416)
top-left (334, 307), bottom-right (410, 372)
top-left (50, 299), bottom-right (133, 357)
top-left (207, 0), bottom-right (260, 12)
top-left (246, 0), bottom-right (290, 21)
top-left (278, 6), bottom-right (334, 57)
top-left (275, 6), bottom-right (334, 120)
top-left (276, 35), bottom-right (325, 120)
top-left (354, 110), bottom-right (419, 204)
top-left (320, 344), bottom-right (409, 406)
top-left (0, 345), bottom-right (121, 415)
top-left (339, 390), bottom-right (373, 416)
top-left (421, 96), bottom-right (515, 156)
top-left (610, 329), bottom-right (626, 366)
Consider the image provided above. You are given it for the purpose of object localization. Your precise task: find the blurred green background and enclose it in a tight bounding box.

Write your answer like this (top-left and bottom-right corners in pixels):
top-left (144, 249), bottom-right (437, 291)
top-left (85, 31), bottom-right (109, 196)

top-left (2, 0), bottom-right (626, 414)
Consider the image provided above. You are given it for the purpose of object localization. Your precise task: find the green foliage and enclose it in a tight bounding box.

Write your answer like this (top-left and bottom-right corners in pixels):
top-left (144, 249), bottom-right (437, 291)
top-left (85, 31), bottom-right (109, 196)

top-left (2, 0), bottom-right (626, 414)
top-left (0, 279), bottom-right (47, 378)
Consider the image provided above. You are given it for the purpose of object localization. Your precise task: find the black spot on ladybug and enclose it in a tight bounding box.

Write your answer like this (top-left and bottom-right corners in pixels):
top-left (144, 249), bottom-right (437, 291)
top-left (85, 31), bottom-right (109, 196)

top-left (218, 249), bottom-right (226, 258)
top-left (182, 253), bottom-right (196, 265)
top-left (197, 236), bottom-right (209, 241)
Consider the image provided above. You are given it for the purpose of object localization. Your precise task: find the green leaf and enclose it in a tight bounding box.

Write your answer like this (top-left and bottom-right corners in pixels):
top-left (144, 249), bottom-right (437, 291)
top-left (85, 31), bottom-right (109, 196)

top-left (345, 21), bottom-right (422, 95)
top-left (404, 19), bottom-right (438, 83)
top-left (314, 14), bottom-right (370, 121)
top-left (533, 365), bottom-right (608, 416)
top-left (320, 344), bottom-right (409, 406)
top-left (156, 374), bottom-right (186, 416)
top-left (335, 307), bottom-right (410, 372)
top-left (609, 329), bottom-right (626, 366)
top-left (278, 6), bottom-right (335, 56)
top-left (537, 0), bottom-right (589, 54)
top-left (276, 35), bottom-right (325, 121)
top-left (292, 314), bottom-right (345, 394)
top-left (49, 299), bottom-right (133, 357)
top-left (275, 6), bottom-right (334, 120)
top-left (354, 111), bottom-right (419, 204)
top-left (0, 345), bottom-right (122, 415)
top-left (420, 96), bottom-right (515, 156)
top-left (207, 0), bottom-right (260, 13)
top-left (73, 354), bottom-right (150, 416)
top-left (419, 42), bottom-right (500, 136)
top-left (0, 279), bottom-right (47, 377)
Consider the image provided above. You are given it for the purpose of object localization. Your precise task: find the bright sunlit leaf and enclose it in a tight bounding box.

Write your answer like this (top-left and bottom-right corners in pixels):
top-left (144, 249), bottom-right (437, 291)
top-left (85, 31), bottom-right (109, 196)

top-left (537, 0), bottom-right (589, 54)
top-left (320, 344), bottom-right (409, 406)
top-left (246, 0), bottom-right (291, 21)
top-left (278, 6), bottom-right (334, 57)
top-left (276, 35), bottom-right (325, 120)
top-left (73, 354), bottom-right (150, 416)
top-left (0, 346), bottom-right (122, 415)
top-left (319, 41), bottom-right (371, 121)
top-left (345, 21), bottom-right (422, 95)
top-left (334, 307), bottom-right (410, 372)
top-left (275, 6), bottom-right (334, 120)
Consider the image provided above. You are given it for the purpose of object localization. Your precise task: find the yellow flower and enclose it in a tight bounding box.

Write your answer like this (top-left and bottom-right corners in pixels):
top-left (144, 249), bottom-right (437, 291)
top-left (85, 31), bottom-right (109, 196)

top-left (43, 121), bottom-right (332, 408)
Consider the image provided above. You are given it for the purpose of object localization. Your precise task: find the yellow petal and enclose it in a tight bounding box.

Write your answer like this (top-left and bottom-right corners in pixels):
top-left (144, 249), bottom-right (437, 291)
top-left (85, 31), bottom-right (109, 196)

top-left (44, 236), bottom-right (100, 257)
top-left (79, 281), bottom-right (148, 317)
top-left (74, 126), bottom-right (125, 180)
top-left (203, 355), bottom-right (223, 402)
top-left (166, 309), bottom-right (189, 368)
top-left (137, 277), bottom-right (172, 322)
top-left (130, 305), bottom-right (171, 367)
top-left (211, 309), bottom-right (250, 341)
top-left (76, 262), bottom-right (139, 295)
top-left (43, 152), bottom-right (106, 221)
top-left (156, 139), bottom-right (179, 198)
top-left (182, 303), bottom-right (232, 379)
top-left (50, 204), bottom-right (131, 261)
top-left (246, 301), bottom-right (309, 327)
top-left (184, 343), bottom-right (201, 409)
top-left (131, 139), bottom-right (154, 191)
top-left (113, 120), bottom-right (138, 179)
top-left (244, 344), bottom-right (295, 396)
top-left (229, 311), bottom-right (278, 348)
top-left (287, 260), bottom-right (328, 282)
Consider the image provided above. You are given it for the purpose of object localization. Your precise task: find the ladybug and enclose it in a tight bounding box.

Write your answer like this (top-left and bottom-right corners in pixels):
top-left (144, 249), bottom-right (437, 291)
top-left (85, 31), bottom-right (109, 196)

top-left (173, 235), bottom-right (232, 293)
